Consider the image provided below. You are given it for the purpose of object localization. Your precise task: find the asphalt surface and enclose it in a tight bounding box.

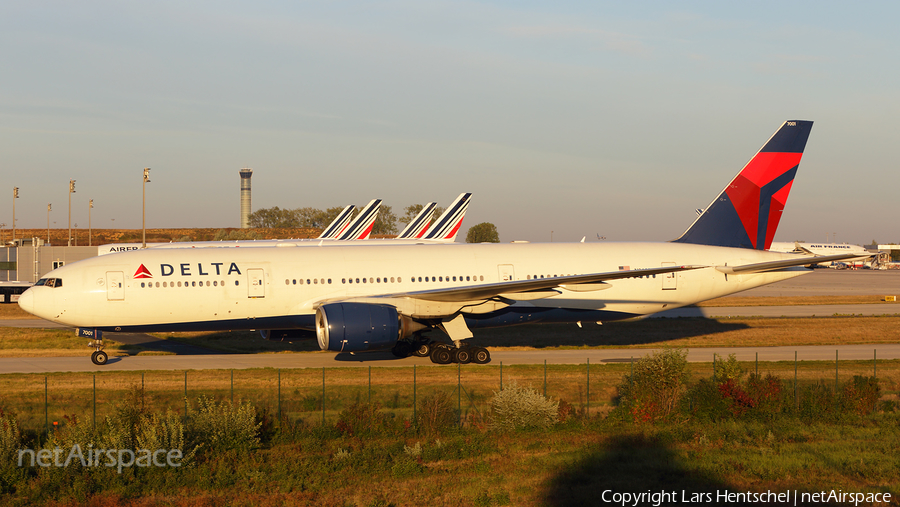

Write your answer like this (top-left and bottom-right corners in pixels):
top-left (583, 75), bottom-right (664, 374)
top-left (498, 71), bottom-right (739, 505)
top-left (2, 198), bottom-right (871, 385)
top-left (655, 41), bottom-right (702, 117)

top-left (0, 344), bottom-right (894, 374)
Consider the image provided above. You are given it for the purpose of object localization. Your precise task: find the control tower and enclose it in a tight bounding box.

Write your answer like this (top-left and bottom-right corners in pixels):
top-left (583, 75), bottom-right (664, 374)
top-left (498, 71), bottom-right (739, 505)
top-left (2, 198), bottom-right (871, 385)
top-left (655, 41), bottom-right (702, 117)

top-left (239, 168), bottom-right (253, 228)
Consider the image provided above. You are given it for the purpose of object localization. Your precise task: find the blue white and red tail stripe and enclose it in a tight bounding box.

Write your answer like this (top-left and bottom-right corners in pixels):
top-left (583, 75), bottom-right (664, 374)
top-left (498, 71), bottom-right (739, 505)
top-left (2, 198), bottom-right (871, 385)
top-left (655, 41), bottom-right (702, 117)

top-left (673, 121), bottom-right (812, 250)
top-left (397, 202), bottom-right (437, 239)
top-left (423, 192), bottom-right (471, 241)
top-left (339, 199), bottom-right (382, 240)
top-left (318, 205), bottom-right (356, 239)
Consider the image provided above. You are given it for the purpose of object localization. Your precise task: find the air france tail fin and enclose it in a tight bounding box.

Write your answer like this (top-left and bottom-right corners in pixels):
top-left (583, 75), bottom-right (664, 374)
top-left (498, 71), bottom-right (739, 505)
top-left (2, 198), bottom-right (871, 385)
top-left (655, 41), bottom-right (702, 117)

top-left (423, 192), bottom-right (471, 241)
top-left (397, 202), bottom-right (437, 239)
top-left (317, 205), bottom-right (356, 239)
top-left (338, 199), bottom-right (382, 240)
top-left (673, 120), bottom-right (813, 250)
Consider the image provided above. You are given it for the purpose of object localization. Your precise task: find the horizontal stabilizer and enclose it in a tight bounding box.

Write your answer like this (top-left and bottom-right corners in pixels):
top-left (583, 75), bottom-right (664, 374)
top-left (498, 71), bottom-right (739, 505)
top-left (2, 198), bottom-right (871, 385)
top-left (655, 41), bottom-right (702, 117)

top-left (715, 253), bottom-right (861, 275)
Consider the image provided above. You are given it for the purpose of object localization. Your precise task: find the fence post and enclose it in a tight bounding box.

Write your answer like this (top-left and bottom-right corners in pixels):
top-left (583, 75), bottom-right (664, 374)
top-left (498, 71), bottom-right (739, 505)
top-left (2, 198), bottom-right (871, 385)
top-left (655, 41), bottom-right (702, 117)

top-left (500, 361), bottom-right (503, 390)
top-left (755, 352), bottom-right (758, 375)
top-left (544, 360), bottom-right (547, 397)
top-left (278, 369), bottom-right (282, 420)
top-left (368, 366), bottom-right (372, 405)
top-left (44, 376), bottom-right (48, 435)
top-left (794, 351), bottom-right (798, 410)
top-left (141, 372), bottom-right (145, 411)
top-left (630, 357), bottom-right (633, 392)
top-left (322, 367), bottom-right (325, 425)
top-left (231, 369), bottom-right (234, 404)
top-left (874, 349), bottom-right (877, 379)
top-left (457, 362), bottom-right (461, 426)
top-left (835, 350), bottom-right (839, 395)
top-left (184, 371), bottom-right (188, 415)
top-left (586, 358), bottom-right (590, 419)
top-left (413, 365), bottom-right (417, 425)
top-left (93, 374), bottom-right (96, 431)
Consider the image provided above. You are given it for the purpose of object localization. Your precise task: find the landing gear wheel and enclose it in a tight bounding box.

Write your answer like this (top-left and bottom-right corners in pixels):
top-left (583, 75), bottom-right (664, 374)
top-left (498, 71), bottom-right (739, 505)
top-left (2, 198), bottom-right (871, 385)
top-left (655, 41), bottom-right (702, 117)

top-left (413, 341), bottom-right (431, 357)
top-left (91, 350), bottom-right (108, 366)
top-left (472, 347), bottom-right (491, 364)
top-left (392, 341), bottom-right (412, 358)
top-left (430, 346), bottom-right (452, 365)
top-left (455, 348), bottom-right (472, 364)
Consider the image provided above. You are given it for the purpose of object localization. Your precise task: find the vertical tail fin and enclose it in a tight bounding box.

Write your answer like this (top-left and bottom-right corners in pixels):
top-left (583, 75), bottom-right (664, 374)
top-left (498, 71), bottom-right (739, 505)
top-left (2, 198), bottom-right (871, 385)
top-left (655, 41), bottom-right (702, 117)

top-left (397, 202), bottom-right (437, 239)
top-left (673, 120), bottom-right (813, 250)
top-left (338, 199), bottom-right (382, 240)
top-left (423, 192), bottom-right (471, 241)
top-left (317, 205), bottom-right (356, 239)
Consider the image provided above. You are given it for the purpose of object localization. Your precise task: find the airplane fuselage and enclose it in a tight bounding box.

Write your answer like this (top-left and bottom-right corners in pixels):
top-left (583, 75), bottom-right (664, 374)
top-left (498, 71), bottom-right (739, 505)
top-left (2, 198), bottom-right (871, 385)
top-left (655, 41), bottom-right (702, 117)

top-left (20, 241), bottom-right (808, 333)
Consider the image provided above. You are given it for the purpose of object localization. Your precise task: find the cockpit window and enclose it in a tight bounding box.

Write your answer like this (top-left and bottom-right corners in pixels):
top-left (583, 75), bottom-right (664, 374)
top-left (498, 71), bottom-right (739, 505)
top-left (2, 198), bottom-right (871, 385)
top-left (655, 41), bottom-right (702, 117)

top-left (34, 278), bottom-right (62, 288)
top-left (35, 278), bottom-right (49, 286)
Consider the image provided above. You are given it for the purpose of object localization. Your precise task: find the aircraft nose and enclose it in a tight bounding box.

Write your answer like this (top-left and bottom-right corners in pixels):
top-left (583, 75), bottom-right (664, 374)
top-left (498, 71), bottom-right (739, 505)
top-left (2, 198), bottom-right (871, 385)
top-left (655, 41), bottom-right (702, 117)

top-left (17, 289), bottom-right (34, 315)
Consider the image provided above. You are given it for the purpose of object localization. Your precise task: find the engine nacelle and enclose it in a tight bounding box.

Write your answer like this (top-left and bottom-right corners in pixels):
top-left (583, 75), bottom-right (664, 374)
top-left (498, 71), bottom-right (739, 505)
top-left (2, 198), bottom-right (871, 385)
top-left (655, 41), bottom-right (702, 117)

top-left (316, 303), bottom-right (401, 352)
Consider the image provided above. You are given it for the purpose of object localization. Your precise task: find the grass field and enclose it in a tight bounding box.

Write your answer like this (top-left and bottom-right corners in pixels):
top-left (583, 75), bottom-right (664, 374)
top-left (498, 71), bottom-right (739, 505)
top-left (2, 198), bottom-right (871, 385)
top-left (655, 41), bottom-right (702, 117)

top-left (2, 301), bottom-right (900, 505)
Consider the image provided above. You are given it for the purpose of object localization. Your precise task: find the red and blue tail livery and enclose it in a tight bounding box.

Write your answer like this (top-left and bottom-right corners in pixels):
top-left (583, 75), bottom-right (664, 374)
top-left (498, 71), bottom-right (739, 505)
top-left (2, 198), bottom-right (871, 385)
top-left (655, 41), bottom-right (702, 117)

top-left (674, 120), bottom-right (813, 250)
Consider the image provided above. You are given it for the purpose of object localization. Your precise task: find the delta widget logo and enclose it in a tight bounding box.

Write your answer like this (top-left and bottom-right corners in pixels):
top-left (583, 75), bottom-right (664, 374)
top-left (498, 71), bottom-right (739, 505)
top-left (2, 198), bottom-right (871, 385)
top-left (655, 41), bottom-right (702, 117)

top-left (133, 265), bottom-right (152, 279)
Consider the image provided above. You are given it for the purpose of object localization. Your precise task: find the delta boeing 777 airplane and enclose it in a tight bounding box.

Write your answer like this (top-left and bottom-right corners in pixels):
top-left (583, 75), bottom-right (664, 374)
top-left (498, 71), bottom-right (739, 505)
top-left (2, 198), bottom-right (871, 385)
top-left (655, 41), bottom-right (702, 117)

top-left (19, 121), bottom-right (856, 365)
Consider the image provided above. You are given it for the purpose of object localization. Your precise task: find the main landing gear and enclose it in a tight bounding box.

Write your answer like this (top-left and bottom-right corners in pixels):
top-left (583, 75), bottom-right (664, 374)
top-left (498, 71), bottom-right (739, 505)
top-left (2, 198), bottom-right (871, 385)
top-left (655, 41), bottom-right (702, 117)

top-left (392, 339), bottom-right (491, 365)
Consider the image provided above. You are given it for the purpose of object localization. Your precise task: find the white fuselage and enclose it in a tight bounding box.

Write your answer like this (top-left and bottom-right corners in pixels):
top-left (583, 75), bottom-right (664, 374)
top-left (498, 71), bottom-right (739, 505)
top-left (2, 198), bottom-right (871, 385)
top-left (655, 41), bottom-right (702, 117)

top-left (21, 241), bottom-right (808, 333)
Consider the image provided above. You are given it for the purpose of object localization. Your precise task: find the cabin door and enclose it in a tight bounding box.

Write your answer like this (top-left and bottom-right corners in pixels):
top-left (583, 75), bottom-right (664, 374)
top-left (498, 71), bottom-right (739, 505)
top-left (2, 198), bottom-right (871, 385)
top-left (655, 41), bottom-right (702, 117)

top-left (248, 268), bottom-right (266, 298)
top-left (661, 262), bottom-right (677, 290)
top-left (106, 271), bottom-right (125, 300)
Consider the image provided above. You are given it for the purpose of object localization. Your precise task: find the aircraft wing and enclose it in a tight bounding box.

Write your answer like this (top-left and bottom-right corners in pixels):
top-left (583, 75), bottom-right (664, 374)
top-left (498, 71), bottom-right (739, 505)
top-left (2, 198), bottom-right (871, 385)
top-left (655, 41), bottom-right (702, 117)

top-left (320, 265), bottom-right (702, 306)
top-left (715, 253), bottom-right (862, 275)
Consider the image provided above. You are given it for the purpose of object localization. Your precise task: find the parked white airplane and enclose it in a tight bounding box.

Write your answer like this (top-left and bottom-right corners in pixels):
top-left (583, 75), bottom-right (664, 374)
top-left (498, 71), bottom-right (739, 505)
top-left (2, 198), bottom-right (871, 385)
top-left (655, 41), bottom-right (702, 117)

top-left (20, 121), bottom-right (857, 366)
top-left (98, 194), bottom-right (471, 255)
top-left (768, 242), bottom-right (873, 267)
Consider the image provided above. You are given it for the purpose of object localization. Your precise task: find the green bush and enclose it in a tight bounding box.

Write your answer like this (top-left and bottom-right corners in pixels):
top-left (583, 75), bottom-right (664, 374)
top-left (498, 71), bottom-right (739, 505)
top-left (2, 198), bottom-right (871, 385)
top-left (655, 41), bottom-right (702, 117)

top-left (489, 381), bottom-right (558, 431)
top-left (136, 410), bottom-right (194, 465)
top-left (616, 348), bottom-right (689, 422)
top-left (714, 353), bottom-right (744, 384)
top-left (0, 411), bottom-right (23, 494)
top-left (187, 397), bottom-right (261, 452)
top-left (683, 379), bottom-right (732, 421)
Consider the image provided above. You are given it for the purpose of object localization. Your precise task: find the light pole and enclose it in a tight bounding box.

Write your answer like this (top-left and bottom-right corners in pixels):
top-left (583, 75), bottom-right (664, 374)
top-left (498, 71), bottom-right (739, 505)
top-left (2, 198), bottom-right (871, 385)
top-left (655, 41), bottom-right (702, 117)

top-left (47, 204), bottom-right (51, 244)
top-left (142, 168), bottom-right (151, 248)
top-left (68, 180), bottom-right (76, 247)
top-left (12, 187), bottom-right (19, 242)
top-left (89, 199), bottom-right (93, 247)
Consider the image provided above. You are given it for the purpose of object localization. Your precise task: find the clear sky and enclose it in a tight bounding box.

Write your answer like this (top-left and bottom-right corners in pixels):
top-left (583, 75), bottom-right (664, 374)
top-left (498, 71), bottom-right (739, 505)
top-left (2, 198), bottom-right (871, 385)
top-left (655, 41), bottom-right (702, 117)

top-left (2, 1), bottom-right (897, 245)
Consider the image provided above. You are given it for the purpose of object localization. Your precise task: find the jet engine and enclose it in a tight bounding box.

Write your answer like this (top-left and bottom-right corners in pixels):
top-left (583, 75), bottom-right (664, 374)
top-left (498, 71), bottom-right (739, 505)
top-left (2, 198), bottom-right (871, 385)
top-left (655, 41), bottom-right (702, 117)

top-left (316, 303), bottom-right (425, 352)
